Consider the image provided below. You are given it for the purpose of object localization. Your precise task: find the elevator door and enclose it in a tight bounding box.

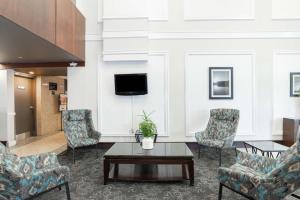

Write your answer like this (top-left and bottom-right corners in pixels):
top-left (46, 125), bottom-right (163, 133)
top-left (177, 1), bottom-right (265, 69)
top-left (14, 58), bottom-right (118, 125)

top-left (14, 76), bottom-right (35, 136)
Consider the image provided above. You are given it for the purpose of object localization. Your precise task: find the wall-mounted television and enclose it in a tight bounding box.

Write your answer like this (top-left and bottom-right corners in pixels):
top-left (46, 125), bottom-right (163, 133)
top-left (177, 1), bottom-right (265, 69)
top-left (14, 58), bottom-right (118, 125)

top-left (114, 73), bottom-right (148, 96)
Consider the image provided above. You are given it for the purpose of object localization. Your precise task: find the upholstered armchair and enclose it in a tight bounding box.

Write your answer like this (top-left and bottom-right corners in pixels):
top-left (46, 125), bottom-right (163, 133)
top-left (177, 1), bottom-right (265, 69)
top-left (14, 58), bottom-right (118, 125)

top-left (0, 143), bottom-right (70, 200)
top-left (218, 139), bottom-right (300, 200)
top-left (62, 109), bottom-right (101, 163)
top-left (195, 109), bottom-right (240, 166)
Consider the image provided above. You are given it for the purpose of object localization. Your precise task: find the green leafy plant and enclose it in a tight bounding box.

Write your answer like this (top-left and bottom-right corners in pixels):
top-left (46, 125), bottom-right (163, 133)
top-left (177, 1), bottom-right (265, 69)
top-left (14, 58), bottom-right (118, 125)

top-left (139, 111), bottom-right (156, 138)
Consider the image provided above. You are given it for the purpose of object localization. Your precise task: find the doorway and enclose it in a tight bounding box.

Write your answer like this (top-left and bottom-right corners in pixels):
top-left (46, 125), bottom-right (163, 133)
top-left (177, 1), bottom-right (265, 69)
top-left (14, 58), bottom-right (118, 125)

top-left (14, 75), bottom-right (36, 140)
top-left (12, 70), bottom-right (68, 154)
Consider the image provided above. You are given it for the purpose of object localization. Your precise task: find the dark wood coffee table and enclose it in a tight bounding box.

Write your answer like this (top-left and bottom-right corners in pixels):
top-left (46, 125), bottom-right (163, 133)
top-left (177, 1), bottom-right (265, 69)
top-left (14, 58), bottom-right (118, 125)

top-left (103, 143), bottom-right (194, 186)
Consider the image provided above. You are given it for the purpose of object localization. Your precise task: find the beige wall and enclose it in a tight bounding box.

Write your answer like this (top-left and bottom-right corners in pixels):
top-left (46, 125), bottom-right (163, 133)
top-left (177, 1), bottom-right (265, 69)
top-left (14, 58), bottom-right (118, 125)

top-left (36, 76), bottom-right (65, 136)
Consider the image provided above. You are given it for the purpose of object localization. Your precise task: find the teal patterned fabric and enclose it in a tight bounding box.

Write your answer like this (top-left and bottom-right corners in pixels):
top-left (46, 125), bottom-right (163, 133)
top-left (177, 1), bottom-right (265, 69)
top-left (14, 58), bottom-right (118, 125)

top-left (195, 109), bottom-right (240, 148)
top-left (63, 109), bottom-right (101, 149)
top-left (218, 138), bottom-right (300, 200)
top-left (0, 145), bottom-right (70, 200)
top-left (0, 143), bottom-right (8, 154)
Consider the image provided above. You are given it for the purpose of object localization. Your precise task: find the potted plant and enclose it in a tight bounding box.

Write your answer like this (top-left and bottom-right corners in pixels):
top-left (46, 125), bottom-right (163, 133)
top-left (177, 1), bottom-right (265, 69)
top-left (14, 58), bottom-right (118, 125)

top-left (139, 111), bottom-right (156, 149)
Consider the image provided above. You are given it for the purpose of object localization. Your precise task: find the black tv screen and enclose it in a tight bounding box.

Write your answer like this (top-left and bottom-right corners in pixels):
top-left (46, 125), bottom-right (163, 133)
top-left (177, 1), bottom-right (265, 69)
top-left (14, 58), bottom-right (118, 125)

top-left (114, 74), bottom-right (148, 96)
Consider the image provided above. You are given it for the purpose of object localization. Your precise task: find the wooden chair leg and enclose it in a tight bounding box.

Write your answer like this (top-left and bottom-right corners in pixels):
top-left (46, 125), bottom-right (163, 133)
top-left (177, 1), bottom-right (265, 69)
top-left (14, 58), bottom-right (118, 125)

top-left (218, 183), bottom-right (223, 200)
top-left (65, 182), bottom-right (71, 200)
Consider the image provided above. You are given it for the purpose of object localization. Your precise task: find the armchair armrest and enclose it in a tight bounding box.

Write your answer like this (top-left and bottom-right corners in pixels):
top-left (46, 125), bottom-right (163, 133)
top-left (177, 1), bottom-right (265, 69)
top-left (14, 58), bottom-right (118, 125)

top-left (237, 152), bottom-right (276, 174)
top-left (21, 153), bottom-right (59, 169)
top-left (1, 164), bottom-right (24, 180)
top-left (195, 131), bottom-right (207, 143)
top-left (222, 134), bottom-right (235, 148)
top-left (20, 165), bottom-right (70, 197)
top-left (218, 166), bottom-right (272, 188)
top-left (90, 130), bottom-right (101, 141)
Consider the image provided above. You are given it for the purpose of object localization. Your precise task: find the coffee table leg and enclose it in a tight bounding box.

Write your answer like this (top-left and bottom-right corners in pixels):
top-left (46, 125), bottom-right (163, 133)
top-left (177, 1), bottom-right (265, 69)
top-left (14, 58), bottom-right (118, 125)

top-left (188, 160), bottom-right (194, 186)
top-left (104, 159), bottom-right (110, 185)
top-left (114, 163), bottom-right (119, 177)
top-left (182, 164), bottom-right (187, 180)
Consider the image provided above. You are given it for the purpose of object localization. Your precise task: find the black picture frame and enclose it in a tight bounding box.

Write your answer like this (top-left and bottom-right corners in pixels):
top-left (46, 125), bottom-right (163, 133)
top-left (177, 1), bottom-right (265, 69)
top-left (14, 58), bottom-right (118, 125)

top-left (49, 82), bottom-right (57, 91)
top-left (209, 67), bottom-right (233, 100)
top-left (290, 72), bottom-right (300, 97)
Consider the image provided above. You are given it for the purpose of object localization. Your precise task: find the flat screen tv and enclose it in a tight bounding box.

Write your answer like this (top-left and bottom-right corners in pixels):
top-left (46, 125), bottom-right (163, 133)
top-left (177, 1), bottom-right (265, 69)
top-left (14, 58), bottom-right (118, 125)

top-left (114, 73), bottom-right (148, 96)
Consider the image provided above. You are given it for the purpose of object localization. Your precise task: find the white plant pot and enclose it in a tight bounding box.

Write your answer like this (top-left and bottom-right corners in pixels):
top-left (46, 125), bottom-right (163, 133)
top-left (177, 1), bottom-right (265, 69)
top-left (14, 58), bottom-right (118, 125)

top-left (142, 137), bottom-right (154, 150)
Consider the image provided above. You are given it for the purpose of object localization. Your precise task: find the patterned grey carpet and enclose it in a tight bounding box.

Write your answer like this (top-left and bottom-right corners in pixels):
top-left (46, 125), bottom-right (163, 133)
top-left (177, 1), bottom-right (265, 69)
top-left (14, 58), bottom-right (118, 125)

top-left (39, 146), bottom-right (299, 200)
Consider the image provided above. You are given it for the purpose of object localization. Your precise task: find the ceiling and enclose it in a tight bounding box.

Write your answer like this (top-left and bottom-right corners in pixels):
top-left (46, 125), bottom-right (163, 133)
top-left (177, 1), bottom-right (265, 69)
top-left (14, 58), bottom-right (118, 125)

top-left (0, 16), bottom-right (81, 65)
top-left (14, 67), bottom-right (67, 76)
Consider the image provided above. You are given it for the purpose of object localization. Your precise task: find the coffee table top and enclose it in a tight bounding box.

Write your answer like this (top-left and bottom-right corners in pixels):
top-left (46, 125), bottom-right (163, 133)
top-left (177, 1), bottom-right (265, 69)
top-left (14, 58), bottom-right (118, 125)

top-left (104, 143), bottom-right (194, 159)
top-left (244, 141), bottom-right (288, 152)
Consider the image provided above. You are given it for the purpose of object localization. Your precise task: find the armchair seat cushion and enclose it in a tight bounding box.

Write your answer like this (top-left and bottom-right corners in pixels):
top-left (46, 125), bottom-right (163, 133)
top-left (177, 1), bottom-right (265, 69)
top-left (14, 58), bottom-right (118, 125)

top-left (219, 164), bottom-right (270, 196)
top-left (198, 139), bottom-right (225, 148)
top-left (70, 138), bottom-right (98, 148)
top-left (20, 166), bottom-right (70, 199)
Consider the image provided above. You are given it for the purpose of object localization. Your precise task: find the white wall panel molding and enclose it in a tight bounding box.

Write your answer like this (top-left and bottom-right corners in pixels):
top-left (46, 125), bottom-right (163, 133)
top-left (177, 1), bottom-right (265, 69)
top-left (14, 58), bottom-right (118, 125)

top-left (103, 18), bottom-right (148, 32)
top-left (103, 51), bottom-right (148, 62)
top-left (148, 0), bottom-right (168, 21)
top-left (185, 51), bottom-right (256, 137)
top-left (149, 32), bottom-right (300, 40)
top-left (98, 52), bottom-right (169, 136)
top-left (103, 31), bottom-right (149, 39)
top-left (86, 32), bottom-right (300, 41)
top-left (97, 0), bottom-right (103, 23)
top-left (272, 0), bottom-right (300, 20)
top-left (102, 17), bottom-right (148, 20)
top-left (184, 0), bottom-right (255, 20)
top-left (272, 51), bottom-right (300, 136)
top-left (102, 0), bottom-right (149, 61)
top-left (103, 0), bottom-right (148, 19)
top-left (86, 34), bottom-right (103, 41)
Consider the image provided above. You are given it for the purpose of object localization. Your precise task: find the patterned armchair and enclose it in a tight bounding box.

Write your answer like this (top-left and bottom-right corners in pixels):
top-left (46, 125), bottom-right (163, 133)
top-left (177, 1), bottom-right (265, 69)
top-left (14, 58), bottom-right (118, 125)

top-left (63, 109), bottom-right (101, 163)
top-left (218, 139), bottom-right (300, 200)
top-left (0, 143), bottom-right (70, 200)
top-left (195, 109), bottom-right (240, 166)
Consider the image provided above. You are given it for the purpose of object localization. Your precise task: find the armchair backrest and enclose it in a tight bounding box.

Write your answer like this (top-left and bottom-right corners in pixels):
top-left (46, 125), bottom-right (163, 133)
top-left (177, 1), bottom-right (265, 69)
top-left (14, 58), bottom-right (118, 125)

top-left (267, 136), bottom-right (300, 198)
top-left (206, 109), bottom-right (240, 140)
top-left (62, 110), bottom-right (95, 143)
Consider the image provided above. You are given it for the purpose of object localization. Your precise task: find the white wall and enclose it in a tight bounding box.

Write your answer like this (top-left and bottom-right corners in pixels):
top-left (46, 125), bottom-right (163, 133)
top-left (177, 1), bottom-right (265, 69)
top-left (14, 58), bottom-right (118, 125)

top-left (98, 52), bottom-right (169, 137)
top-left (273, 51), bottom-right (300, 136)
top-left (185, 51), bottom-right (255, 140)
top-left (71, 0), bottom-right (300, 142)
top-left (0, 70), bottom-right (15, 146)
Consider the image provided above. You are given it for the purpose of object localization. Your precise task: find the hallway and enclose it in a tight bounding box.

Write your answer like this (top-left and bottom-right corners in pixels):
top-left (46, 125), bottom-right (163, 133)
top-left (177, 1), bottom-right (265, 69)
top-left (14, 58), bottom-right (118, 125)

top-left (10, 131), bottom-right (67, 157)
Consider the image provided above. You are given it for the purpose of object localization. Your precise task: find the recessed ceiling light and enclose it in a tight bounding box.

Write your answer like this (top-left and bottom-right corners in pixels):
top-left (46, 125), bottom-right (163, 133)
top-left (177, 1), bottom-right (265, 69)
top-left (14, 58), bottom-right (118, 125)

top-left (29, 71), bottom-right (34, 75)
top-left (18, 56), bottom-right (23, 59)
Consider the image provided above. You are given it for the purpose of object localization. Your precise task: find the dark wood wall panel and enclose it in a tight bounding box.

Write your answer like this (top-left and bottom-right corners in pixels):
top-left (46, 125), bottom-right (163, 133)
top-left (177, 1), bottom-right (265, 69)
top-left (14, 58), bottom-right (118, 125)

top-left (0, 0), bottom-right (85, 66)
top-left (56, 0), bottom-right (75, 57)
top-left (74, 11), bottom-right (85, 60)
top-left (0, 0), bottom-right (56, 43)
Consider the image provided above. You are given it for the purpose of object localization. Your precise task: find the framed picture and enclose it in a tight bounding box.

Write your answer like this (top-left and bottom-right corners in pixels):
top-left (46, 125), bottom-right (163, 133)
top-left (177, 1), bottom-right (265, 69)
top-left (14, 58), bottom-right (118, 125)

top-left (290, 73), bottom-right (300, 97)
top-left (49, 82), bottom-right (57, 91)
top-left (209, 67), bottom-right (233, 99)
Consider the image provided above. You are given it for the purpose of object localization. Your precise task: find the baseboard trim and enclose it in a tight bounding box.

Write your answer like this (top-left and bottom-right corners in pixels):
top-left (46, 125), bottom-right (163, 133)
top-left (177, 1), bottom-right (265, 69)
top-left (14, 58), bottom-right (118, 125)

top-left (16, 132), bottom-right (31, 142)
